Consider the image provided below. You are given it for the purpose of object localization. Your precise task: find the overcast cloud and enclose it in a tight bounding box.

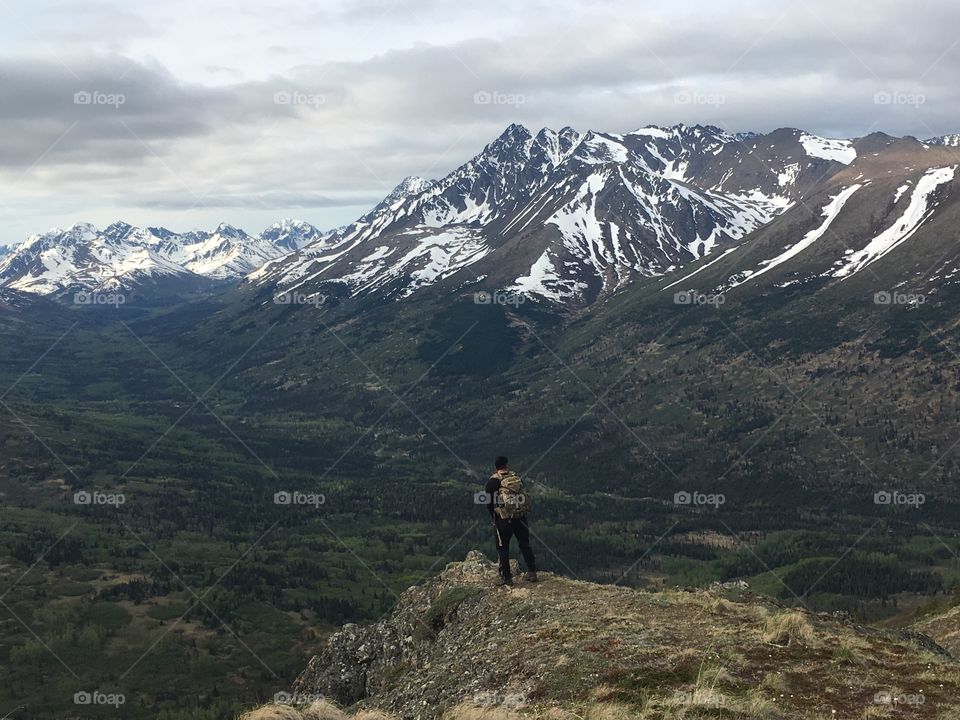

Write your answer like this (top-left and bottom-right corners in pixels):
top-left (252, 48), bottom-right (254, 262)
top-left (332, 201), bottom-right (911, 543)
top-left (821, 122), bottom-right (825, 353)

top-left (1, 0), bottom-right (958, 245)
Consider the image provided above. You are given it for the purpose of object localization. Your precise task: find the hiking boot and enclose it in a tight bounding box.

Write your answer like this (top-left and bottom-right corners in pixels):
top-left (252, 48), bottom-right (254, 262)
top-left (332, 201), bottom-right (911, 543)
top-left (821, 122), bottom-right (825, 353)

top-left (524, 571), bottom-right (539, 583)
top-left (498, 576), bottom-right (514, 587)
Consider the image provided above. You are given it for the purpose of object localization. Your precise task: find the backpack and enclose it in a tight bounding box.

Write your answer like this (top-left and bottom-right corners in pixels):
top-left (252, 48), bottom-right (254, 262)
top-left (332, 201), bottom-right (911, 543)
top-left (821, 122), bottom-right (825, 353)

top-left (494, 472), bottom-right (532, 519)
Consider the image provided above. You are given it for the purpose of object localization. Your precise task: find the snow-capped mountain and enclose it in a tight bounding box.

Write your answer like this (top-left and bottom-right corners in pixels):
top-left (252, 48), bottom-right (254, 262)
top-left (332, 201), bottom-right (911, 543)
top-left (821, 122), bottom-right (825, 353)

top-left (259, 219), bottom-right (331, 253)
top-left (0, 220), bottom-right (325, 295)
top-left (252, 123), bottom-right (863, 305)
top-left (10, 123), bottom-right (955, 308)
top-left (368, 176), bottom-right (436, 216)
top-left (927, 134), bottom-right (960, 147)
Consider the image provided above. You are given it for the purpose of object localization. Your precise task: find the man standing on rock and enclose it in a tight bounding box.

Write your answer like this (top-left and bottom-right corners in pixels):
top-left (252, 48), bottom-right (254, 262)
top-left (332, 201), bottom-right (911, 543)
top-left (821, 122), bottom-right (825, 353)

top-left (485, 456), bottom-right (537, 586)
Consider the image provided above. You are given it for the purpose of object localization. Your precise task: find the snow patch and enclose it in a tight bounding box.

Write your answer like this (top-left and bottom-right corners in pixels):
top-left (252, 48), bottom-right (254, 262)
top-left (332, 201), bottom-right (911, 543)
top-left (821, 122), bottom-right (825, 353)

top-left (799, 134), bottom-right (857, 164)
top-left (833, 166), bottom-right (956, 278)
top-left (509, 251), bottom-right (587, 301)
top-left (729, 184), bottom-right (862, 288)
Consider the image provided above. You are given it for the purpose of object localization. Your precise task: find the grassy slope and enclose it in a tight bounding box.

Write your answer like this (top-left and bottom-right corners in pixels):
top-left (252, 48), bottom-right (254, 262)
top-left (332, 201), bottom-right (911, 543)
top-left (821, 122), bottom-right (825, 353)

top-left (280, 551), bottom-right (960, 719)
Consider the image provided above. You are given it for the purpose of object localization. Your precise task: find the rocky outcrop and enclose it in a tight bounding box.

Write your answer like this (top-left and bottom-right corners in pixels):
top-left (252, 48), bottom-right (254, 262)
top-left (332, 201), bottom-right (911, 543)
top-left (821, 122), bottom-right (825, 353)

top-left (292, 551), bottom-right (502, 714)
top-left (290, 551), bottom-right (960, 720)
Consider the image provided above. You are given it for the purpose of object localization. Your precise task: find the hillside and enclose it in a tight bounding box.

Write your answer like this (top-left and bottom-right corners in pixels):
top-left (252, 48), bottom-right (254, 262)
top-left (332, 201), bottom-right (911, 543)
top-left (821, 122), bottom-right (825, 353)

top-left (240, 552), bottom-right (959, 720)
top-left (4, 234), bottom-right (960, 717)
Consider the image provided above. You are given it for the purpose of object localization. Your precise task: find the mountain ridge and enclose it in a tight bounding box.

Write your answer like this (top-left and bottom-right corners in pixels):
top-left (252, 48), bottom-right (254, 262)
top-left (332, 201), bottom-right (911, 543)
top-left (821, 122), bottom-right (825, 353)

top-left (4, 124), bottom-right (960, 310)
top-left (251, 122), bottom-right (865, 307)
top-left (0, 219), bottom-right (328, 295)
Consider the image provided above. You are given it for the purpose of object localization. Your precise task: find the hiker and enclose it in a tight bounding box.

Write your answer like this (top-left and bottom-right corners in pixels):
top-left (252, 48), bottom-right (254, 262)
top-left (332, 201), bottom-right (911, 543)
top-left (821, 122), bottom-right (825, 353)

top-left (485, 456), bottom-right (537, 586)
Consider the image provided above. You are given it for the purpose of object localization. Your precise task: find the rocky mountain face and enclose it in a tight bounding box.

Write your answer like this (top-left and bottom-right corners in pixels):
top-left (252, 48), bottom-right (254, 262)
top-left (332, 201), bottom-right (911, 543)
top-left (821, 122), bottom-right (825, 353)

top-left (258, 551), bottom-right (960, 720)
top-left (928, 134), bottom-right (960, 147)
top-left (0, 219), bottom-right (324, 295)
top-left (657, 138), bottom-right (960, 300)
top-left (252, 124), bottom-right (860, 305)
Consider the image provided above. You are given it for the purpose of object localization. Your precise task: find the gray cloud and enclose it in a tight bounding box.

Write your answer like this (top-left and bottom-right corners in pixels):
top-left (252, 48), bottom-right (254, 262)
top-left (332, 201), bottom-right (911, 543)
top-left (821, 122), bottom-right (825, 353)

top-left (1, 0), bottom-right (959, 245)
top-left (139, 190), bottom-right (384, 211)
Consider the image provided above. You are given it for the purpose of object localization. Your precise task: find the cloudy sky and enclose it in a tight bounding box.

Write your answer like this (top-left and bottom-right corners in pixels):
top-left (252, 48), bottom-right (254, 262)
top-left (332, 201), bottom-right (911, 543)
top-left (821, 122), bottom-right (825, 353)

top-left (1, 0), bottom-right (958, 246)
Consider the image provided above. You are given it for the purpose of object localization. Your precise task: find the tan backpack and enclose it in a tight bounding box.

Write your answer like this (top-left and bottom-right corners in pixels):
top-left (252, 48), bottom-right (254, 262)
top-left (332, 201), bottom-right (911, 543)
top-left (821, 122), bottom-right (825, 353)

top-left (494, 472), bottom-right (532, 519)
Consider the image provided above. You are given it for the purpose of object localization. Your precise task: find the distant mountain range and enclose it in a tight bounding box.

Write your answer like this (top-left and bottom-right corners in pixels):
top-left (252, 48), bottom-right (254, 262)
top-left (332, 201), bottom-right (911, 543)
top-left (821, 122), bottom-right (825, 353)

top-left (2, 125), bottom-right (958, 307)
top-left (0, 219), bottom-right (327, 295)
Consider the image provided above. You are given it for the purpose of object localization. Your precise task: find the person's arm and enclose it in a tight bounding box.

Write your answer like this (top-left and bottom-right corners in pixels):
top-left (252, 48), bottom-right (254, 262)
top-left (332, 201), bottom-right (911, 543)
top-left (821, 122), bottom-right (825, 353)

top-left (485, 476), bottom-right (500, 519)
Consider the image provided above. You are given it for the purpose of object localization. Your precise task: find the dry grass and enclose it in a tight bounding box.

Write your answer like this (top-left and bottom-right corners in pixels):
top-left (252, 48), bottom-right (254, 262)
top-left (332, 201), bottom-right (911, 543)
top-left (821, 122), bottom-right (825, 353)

top-left (710, 597), bottom-right (739, 614)
top-left (301, 700), bottom-right (351, 720)
top-left (664, 647), bottom-right (700, 672)
top-left (742, 604), bottom-right (771, 622)
top-left (762, 611), bottom-right (817, 647)
top-left (441, 704), bottom-right (522, 720)
top-left (238, 703), bottom-right (396, 720)
top-left (582, 703), bottom-right (636, 720)
top-left (831, 634), bottom-right (872, 667)
top-left (697, 663), bottom-right (737, 688)
top-left (859, 706), bottom-right (894, 718)
top-left (587, 685), bottom-right (620, 702)
top-left (239, 705), bottom-right (305, 720)
top-left (760, 671), bottom-right (789, 693)
top-left (738, 691), bottom-right (781, 719)
top-left (538, 709), bottom-right (582, 720)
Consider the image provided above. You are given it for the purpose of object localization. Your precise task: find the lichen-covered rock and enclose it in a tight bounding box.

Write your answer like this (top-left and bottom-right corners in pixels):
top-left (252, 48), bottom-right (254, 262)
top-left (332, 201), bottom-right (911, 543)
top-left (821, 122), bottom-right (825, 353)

top-left (293, 551), bottom-right (499, 711)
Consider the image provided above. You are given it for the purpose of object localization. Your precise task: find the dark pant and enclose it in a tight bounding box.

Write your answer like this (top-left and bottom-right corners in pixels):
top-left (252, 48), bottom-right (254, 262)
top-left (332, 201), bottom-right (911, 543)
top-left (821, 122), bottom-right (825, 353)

top-left (494, 515), bottom-right (537, 579)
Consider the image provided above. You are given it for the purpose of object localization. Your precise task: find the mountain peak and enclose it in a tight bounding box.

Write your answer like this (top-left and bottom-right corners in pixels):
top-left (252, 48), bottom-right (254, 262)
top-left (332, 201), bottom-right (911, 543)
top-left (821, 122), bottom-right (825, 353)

top-left (498, 122), bottom-right (532, 140)
top-left (259, 219), bottom-right (325, 252)
top-left (484, 123), bottom-right (535, 159)
top-left (102, 221), bottom-right (136, 242)
top-left (213, 222), bottom-right (245, 237)
top-left (67, 222), bottom-right (99, 235)
top-left (392, 175), bottom-right (434, 196)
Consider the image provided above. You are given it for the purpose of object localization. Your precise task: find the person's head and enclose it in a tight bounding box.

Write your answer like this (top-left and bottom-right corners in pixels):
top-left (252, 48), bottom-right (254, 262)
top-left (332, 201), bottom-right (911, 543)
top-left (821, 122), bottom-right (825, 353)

top-left (494, 455), bottom-right (509, 471)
